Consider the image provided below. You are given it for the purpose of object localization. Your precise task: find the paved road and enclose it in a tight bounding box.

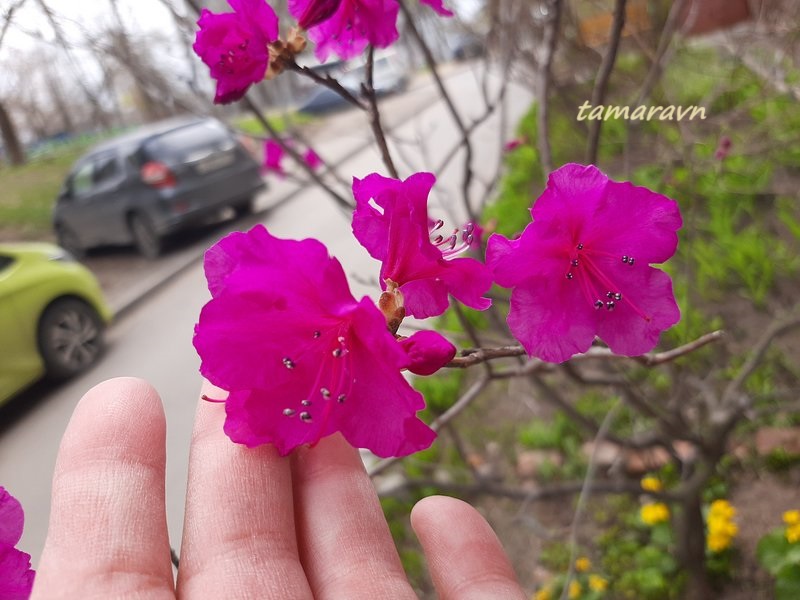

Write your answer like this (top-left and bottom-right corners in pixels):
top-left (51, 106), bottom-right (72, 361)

top-left (0, 61), bottom-right (534, 566)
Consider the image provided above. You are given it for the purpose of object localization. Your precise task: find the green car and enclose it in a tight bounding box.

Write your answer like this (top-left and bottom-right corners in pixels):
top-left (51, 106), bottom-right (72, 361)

top-left (0, 243), bottom-right (113, 405)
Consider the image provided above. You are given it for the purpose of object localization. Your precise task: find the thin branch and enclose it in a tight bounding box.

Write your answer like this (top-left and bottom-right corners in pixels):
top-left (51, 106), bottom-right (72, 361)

top-left (397, 0), bottom-right (476, 222)
top-left (561, 401), bottom-right (621, 600)
top-left (586, 0), bottom-right (627, 165)
top-left (362, 46), bottom-right (399, 178)
top-left (536, 0), bottom-right (563, 174)
top-left (240, 95), bottom-right (354, 211)
top-left (447, 330), bottom-right (724, 369)
top-left (722, 314), bottom-right (800, 406)
top-left (287, 60), bottom-right (367, 110)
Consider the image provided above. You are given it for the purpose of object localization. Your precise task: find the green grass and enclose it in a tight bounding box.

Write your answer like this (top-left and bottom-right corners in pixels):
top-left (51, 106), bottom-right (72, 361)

top-left (0, 143), bottom-right (91, 240)
top-left (232, 112), bottom-right (315, 136)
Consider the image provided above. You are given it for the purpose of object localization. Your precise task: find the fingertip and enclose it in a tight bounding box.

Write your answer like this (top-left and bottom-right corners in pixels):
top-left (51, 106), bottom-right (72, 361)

top-left (411, 495), bottom-right (526, 600)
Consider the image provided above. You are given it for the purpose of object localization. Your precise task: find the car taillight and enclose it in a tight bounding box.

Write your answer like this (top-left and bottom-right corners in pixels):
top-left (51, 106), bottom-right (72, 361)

top-left (140, 161), bottom-right (177, 189)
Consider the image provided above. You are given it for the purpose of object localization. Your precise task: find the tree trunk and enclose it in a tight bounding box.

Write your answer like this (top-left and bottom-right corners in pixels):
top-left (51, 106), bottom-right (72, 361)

top-left (0, 99), bottom-right (26, 166)
top-left (676, 493), bottom-right (714, 600)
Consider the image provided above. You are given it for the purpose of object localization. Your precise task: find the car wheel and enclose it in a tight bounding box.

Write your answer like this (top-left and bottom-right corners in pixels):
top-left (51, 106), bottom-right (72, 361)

top-left (129, 213), bottom-right (162, 259)
top-left (38, 298), bottom-right (105, 380)
top-left (55, 224), bottom-right (85, 259)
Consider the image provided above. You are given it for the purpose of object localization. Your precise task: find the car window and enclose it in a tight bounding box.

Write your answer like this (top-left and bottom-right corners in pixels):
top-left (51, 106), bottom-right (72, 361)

top-left (93, 154), bottom-right (119, 186)
top-left (71, 162), bottom-right (94, 197)
top-left (143, 121), bottom-right (232, 162)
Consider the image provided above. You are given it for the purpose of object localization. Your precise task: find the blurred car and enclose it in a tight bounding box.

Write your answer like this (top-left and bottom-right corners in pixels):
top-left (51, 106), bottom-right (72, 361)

top-left (53, 116), bottom-right (266, 259)
top-left (0, 243), bottom-right (112, 405)
top-left (449, 33), bottom-right (485, 61)
top-left (297, 87), bottom-right (351, 115)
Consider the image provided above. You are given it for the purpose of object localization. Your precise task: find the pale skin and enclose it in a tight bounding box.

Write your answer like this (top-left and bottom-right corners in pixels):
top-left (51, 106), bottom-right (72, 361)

top-left (33, 377), bottom-right (527, 599)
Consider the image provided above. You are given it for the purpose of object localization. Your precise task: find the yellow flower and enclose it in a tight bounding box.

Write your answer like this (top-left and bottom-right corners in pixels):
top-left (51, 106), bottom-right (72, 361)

top-left (575, 556), bottom-right (592, 572)
top-left (568, 580), bottom-right (583, 600)
top-left (640, 502), bottom-right (670, 525)
top-left (783, 510), bottom-right (800, 526)
top-left (709, 499), bottom-right (736, 520)
top-left (589, 574), bottom-right (609, 592)
top-left (534, 586), bottom-right (552, 600)
top-left (641, 476), bottom-right (663, 493)
top-left (707, 532), bottom-right (732, 553)
top-left (786, 523), bottom-right (800, 544)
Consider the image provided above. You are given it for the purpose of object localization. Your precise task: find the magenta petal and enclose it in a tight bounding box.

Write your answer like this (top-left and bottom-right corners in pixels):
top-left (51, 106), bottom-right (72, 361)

top-left (262, 139), bottom-right (286, 177)
top-left (193, 0), bottom-right (278, 104)
top-left (399, 330), bottom-right (456, 375)
top-left (419, 0), bottom-right (453, 16)
top-left (195, 226), bottom-right (436, 457)
top-left (507, 278), bottom-right (597, 363)
top-left (491, 163), bottom-right (682, 362)
top-left (0, 545), bottom-right (35, 600)
top-left (595, 266), bottom-right (680, 356)
top-left (289, 0), bottom-right (342, 29)
top-left (353, 171), bottom-right (491, 319)
top-left (308, 0), bottom-right (399, 62)
top-left (0, 488), bottom-right (23, 547)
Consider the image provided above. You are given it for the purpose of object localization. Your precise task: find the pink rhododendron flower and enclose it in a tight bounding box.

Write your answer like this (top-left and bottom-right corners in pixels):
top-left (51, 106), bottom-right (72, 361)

top-left (504, 138), bottom-right (524, 152)
top-left (399, 330), bottom-right (456, 375)
top-left (194, 225), bottom-right (437, 457)
top-left (486, 163), bottom-right (681, 363)
top-left (193, 0), bottom-right (279, 104)
top-left (262, 139), bottom-right (286, 177)
top-left (352, 172), bottom-right (492, 319)
top-left (304, 147), bottom-right (323, 170)
top-left (289, 0), bottom-right (342, 29)
top-left (293, 0), bottom-right (452, 61)
top-left (714, 135), bottom-right (732, 160)
top-left (0, 487), bottom-right (35, 599)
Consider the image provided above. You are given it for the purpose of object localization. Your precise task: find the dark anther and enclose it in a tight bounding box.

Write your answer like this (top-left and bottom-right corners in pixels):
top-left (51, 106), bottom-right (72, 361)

top-left (321, 388), bottom-right (331, 399)
top-left (622, 255), bottom-right (629, 263)
top-left (313, 330), bottom-right (321, 338)
top-left (301, 400), bottom-right (311, 406)
top-left (577, 243), bottom-right (584, 250)
top-left (606, 291), bottom-right (614, 299)
top-left (332, 348), bottom-right (343, 358)
top-left (594, 300), bottom-right (604, 309)
top-left (337, 394), bottom-right (346, 403)
top-left (571, 259), bottom-right (579, 267)
top-left (282, 357), bottom-right (295, 369)
top-left (566, 272), bottom-right (574, 280)
top-left (282, 408), bottom-right (296, 417)
top-left (614, 292), bottom-right (622, 301)
top-left (606, 301), bottom-right (616, 311)
top-left (628, 257), bottom-right (636, 266)
top-left (300, 412), bottom-right (312, 422)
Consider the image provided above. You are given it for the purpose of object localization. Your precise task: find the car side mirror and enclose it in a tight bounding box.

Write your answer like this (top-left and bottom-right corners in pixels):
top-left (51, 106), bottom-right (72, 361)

top-left (57, 188), bottom-right (72, 202)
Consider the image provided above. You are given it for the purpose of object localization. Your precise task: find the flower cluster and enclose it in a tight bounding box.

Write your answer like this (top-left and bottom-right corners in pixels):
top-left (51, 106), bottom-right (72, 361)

top-left (0, 486), bottom-right (35, 599)
top-left (534, 561), bottom-right (609, 600)
top-left (194, 172), bottom-right (492, 457)
top-left (783, 510), bottom-right (800, 543)
top-left (194, 0), bottom-right (454, 103)
top-left (706, 499), bottom-right (738, 553)
top-left (640, 502), bottom-right (671, 526)
top-left (194, 162), bottom-right (683, 457)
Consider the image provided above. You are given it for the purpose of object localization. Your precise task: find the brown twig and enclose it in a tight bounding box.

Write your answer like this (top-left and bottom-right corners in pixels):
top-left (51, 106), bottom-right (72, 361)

top-left (397, 0), bottom-right (476, 222)
top-left (586, 0), bottom-right (627, 165)
top-left (536, 0), bottom-right (563, 175)
top-left (287, 59), bottom-right (367, 110)
top-left (362, 46), bottom-right (400, 178)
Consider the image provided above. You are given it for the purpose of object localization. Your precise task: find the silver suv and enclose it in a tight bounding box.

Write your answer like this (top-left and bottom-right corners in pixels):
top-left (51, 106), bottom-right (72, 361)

top-left (53, 116), bottom-right (266, 258)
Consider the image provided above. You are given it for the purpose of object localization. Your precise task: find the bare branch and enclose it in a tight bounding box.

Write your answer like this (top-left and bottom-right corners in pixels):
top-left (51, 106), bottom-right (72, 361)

top-left (586, 0), bottom-right (627, 165)
top-left (536, 0), bottom-right (563, 174)
top-left (362, 45), bottom-right (399, 178)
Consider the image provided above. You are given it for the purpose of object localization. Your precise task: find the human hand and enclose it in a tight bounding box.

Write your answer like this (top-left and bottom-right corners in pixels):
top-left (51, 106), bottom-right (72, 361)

top-left (33, 377), bottom-right (526, 599)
